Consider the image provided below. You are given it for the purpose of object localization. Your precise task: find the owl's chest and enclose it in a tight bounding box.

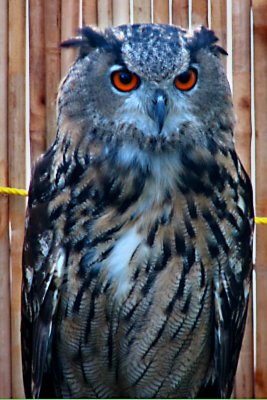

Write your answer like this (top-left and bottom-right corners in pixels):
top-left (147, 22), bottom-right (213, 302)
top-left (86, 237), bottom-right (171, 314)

top-left (58, 190), bottom-right (214, 397)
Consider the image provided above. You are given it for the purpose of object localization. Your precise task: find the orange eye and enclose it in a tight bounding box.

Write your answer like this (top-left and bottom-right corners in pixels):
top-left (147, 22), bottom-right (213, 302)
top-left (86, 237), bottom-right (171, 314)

top-left (174, 68), bottom-right (198, 91)
top-left (111, 69), bottom-right (140, 92)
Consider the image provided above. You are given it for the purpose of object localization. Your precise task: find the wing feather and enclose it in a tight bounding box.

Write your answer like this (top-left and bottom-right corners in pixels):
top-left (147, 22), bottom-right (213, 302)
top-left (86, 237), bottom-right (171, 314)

top-left (21, 150), bottom-right (65, 399)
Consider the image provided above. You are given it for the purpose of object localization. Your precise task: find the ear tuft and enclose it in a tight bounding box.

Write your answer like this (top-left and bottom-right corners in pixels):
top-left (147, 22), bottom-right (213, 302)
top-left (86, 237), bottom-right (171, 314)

top-left (61, 26), bottom-right (108, 57)
top-left (187, 26), bottom-right (228, 57)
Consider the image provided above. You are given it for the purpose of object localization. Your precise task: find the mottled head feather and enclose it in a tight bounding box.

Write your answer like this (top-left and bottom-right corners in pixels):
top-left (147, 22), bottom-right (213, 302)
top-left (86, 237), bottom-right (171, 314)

top-left (111, 24), bottom-right (189, 81)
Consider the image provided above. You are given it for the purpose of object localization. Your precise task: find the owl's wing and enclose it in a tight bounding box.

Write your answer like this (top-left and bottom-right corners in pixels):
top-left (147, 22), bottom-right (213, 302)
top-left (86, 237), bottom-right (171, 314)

top-left (21, 149), bottom-right (65, 399)
top-left (200, 166), bottom-right (254, 399)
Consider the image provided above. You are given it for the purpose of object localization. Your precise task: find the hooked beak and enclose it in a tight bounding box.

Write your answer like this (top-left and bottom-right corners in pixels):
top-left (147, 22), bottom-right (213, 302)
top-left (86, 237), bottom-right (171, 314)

top-left (148, 89), bottom-right (168, 134)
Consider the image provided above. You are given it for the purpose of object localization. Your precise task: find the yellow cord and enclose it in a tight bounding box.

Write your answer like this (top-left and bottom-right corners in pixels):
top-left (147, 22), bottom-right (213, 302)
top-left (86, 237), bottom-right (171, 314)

top-left (0, 186), bottom-right (267, 224)
top-left (254, 217), bottom-right (267, 225)
top-left (0, 186), bottom-right (28, 197)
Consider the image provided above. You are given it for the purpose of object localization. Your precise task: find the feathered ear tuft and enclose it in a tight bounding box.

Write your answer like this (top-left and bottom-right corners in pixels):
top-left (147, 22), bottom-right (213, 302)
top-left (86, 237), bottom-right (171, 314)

top-left (61, 26), bottom-right (109, 57)
top-left (187, 26), bottom-right (228, 57)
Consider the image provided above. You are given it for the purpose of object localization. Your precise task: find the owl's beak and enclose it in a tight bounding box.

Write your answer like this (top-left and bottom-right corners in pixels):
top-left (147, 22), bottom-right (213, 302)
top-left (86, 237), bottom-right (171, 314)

top-left (149, 89), bottom-right (168, 134)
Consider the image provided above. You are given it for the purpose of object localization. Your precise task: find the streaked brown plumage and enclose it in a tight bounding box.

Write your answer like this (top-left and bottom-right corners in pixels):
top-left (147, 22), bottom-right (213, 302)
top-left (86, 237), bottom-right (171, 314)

top-left (21, 24), bottom-right (254, 398)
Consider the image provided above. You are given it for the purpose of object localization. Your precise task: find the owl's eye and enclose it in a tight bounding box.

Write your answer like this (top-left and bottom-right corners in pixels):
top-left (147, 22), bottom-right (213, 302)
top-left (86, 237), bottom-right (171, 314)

top-left (111, 69), bottom-right (140, 92)
top-left (174, 68), bottom-right (198, 91)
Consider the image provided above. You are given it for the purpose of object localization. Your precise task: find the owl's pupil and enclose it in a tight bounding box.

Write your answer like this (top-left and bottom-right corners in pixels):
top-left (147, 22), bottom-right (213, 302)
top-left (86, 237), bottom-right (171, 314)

top-left (119, 71), bottom-right (132, 84)
top-left (177, 70), bottom-right (190, 83)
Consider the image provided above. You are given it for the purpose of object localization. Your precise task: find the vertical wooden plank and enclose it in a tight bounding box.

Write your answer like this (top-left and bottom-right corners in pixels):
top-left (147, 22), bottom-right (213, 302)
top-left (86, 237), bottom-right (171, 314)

top-left (61, 0), bottom-right (80, 77)
top-left (210, 0), bottom-right (227, 70)
top-left (113, 0), bottom-right (130, 25)
top-left (97, 0), bottom-right (113, 28)
top-left (0, 0), bottom-right (11, 397)
top-left (232, 1), bottom-right (252, 173)
top-left (253, 1), bottom-right (267, 397)
top-left (154, 0), bottom-right (169, 24)
top-left (133, 0), bottom-right (151, 23)
top-left (8, 0), bottom-right (26, 397)
top-left (232, 10), bottom-right (253, 395)
top-left (82, 0), bottom-right (98, 26)
top-left (44, 0), bottom-right (61, 148)
top-left (172, 0), bottom-right (189, 28)
top-left (192, 0), bottom-right (208, 27)
top-left (29, 0), bottom-right (46, 164)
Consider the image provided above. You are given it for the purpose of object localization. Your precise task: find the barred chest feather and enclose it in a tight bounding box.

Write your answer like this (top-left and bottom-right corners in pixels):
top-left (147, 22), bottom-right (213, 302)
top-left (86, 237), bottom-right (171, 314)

top-left (47, 141), bottom-right (252, 398)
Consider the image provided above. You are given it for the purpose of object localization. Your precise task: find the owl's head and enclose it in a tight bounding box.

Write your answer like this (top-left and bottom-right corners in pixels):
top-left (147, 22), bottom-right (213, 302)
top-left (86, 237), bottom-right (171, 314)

top-left (59, 24), bottom-right (234, 164)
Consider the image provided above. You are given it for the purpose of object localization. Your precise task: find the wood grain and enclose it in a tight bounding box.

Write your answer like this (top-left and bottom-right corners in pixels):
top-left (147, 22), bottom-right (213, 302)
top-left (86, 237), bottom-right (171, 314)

top-left (8, 0), bottom-right (26, 397)
top-left (61, 0), bottom-right (80, 77)
top-left (253, 1), bottom-right (267, 397)
top-left (172, 0), bottom-right (189, 28)
top-left (98, 0), bottom-right (113, 28)
top-left (0, 0), bottom-right (11, 396)
top-left (113, 0), bottom-right (130, 25)
top-left (29, 0), bottom-right (46, 164)
top-left (83, 0), bottom-right (98, 26)
top-left (153, 0), bottom-right (169, 24)
top-left (44, 0), bottom-right (61, 148)
top-left (210, 0), bottom-right (227, 70)
top-left (133, 0), bottom-right (151, 23)
top-left (192, 0), bottom-right (208, 27)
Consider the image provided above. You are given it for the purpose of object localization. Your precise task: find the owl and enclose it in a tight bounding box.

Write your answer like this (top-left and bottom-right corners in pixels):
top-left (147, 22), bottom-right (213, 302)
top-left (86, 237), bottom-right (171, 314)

top-left (21, 24), bottom-right (254, 398)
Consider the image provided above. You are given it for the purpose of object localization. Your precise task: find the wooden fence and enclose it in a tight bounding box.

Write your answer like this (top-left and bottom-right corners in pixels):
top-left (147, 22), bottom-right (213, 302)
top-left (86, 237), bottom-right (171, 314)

top-left (0, 0), bottom-right (266, 397)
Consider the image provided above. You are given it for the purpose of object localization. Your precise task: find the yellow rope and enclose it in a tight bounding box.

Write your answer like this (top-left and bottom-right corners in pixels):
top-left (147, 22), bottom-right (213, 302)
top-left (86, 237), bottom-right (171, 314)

top-left (0, 186), bottom-right (28, 197)
top-left (0, 186), bottom-right (267, 224)
top-left (254, 217), bottom-right (267, 225)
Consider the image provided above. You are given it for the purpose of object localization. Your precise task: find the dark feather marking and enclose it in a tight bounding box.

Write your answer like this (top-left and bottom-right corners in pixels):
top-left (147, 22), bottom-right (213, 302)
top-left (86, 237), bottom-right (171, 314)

top-left (75, 183), bottom-right (94, 204)
top-left (207, 241), bottom-right (220, 258)
top-left (165, 271), bottom-right (186, 315)
top-left (70, 222), bottom-right (124, 250)
top-left (181, 291), bottom-right (192, 314)
top-left (226, 212), bottom-right (240, 230)
top-left (212, 194), bottom-right (227, 219)
top-left (202, 210), bottom-right (229, 253)
top-left (184, 216), bottom-right (195, 238)
top-left (65, 160), bottom-right (86, 187)
top-left (180, 147), bottom-right (204, 175)
top-left (50, 204), bottom-right (64, 221)
top-left (208, 163), bottom-right (225, 192)
top-left (108, 324), bottom-right (113, 369)
top-left (207, 135), bottom-right (219, 155)
top-left (142, 321), bottom-right (166, 359)
top-left (117, 172), bottom-right (146, 214)
top-left (28, 147), bottom-right (57, 205)
top-left (180, 171), bottom-right (213, 195)
top-left (123, 301), bottom-right (140, 322)
top-left (183, 244), bottom-right (195, 272)
top-left (84, 287), bottom-right (99, 342)
top-left (147, 219), bottom-right (159, 246)
top-left (125, 321), bottom-right (136, 338)
top-left (78, 342), bottom-right (88, 383)
top-left (175, 232), bottom-right (186, 256)
top-left (187, 198), bottom-right (197, 219)
top-left (229, 149), bottom-right (239, 170)
top-left (132, 358), bottom-right (154, 386)
top-left (72, 267), bottom-right (101, 313)
top-left (171, 313), bottom-right (187, 340)
top-left (200, 261), bottom-right (205, 288)
top-left (154, 239), bottom-right (171, 272)
top-left (190, 285), bottom-right (208, 332)
top-left (142, 272), bottom-right (157, 296)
